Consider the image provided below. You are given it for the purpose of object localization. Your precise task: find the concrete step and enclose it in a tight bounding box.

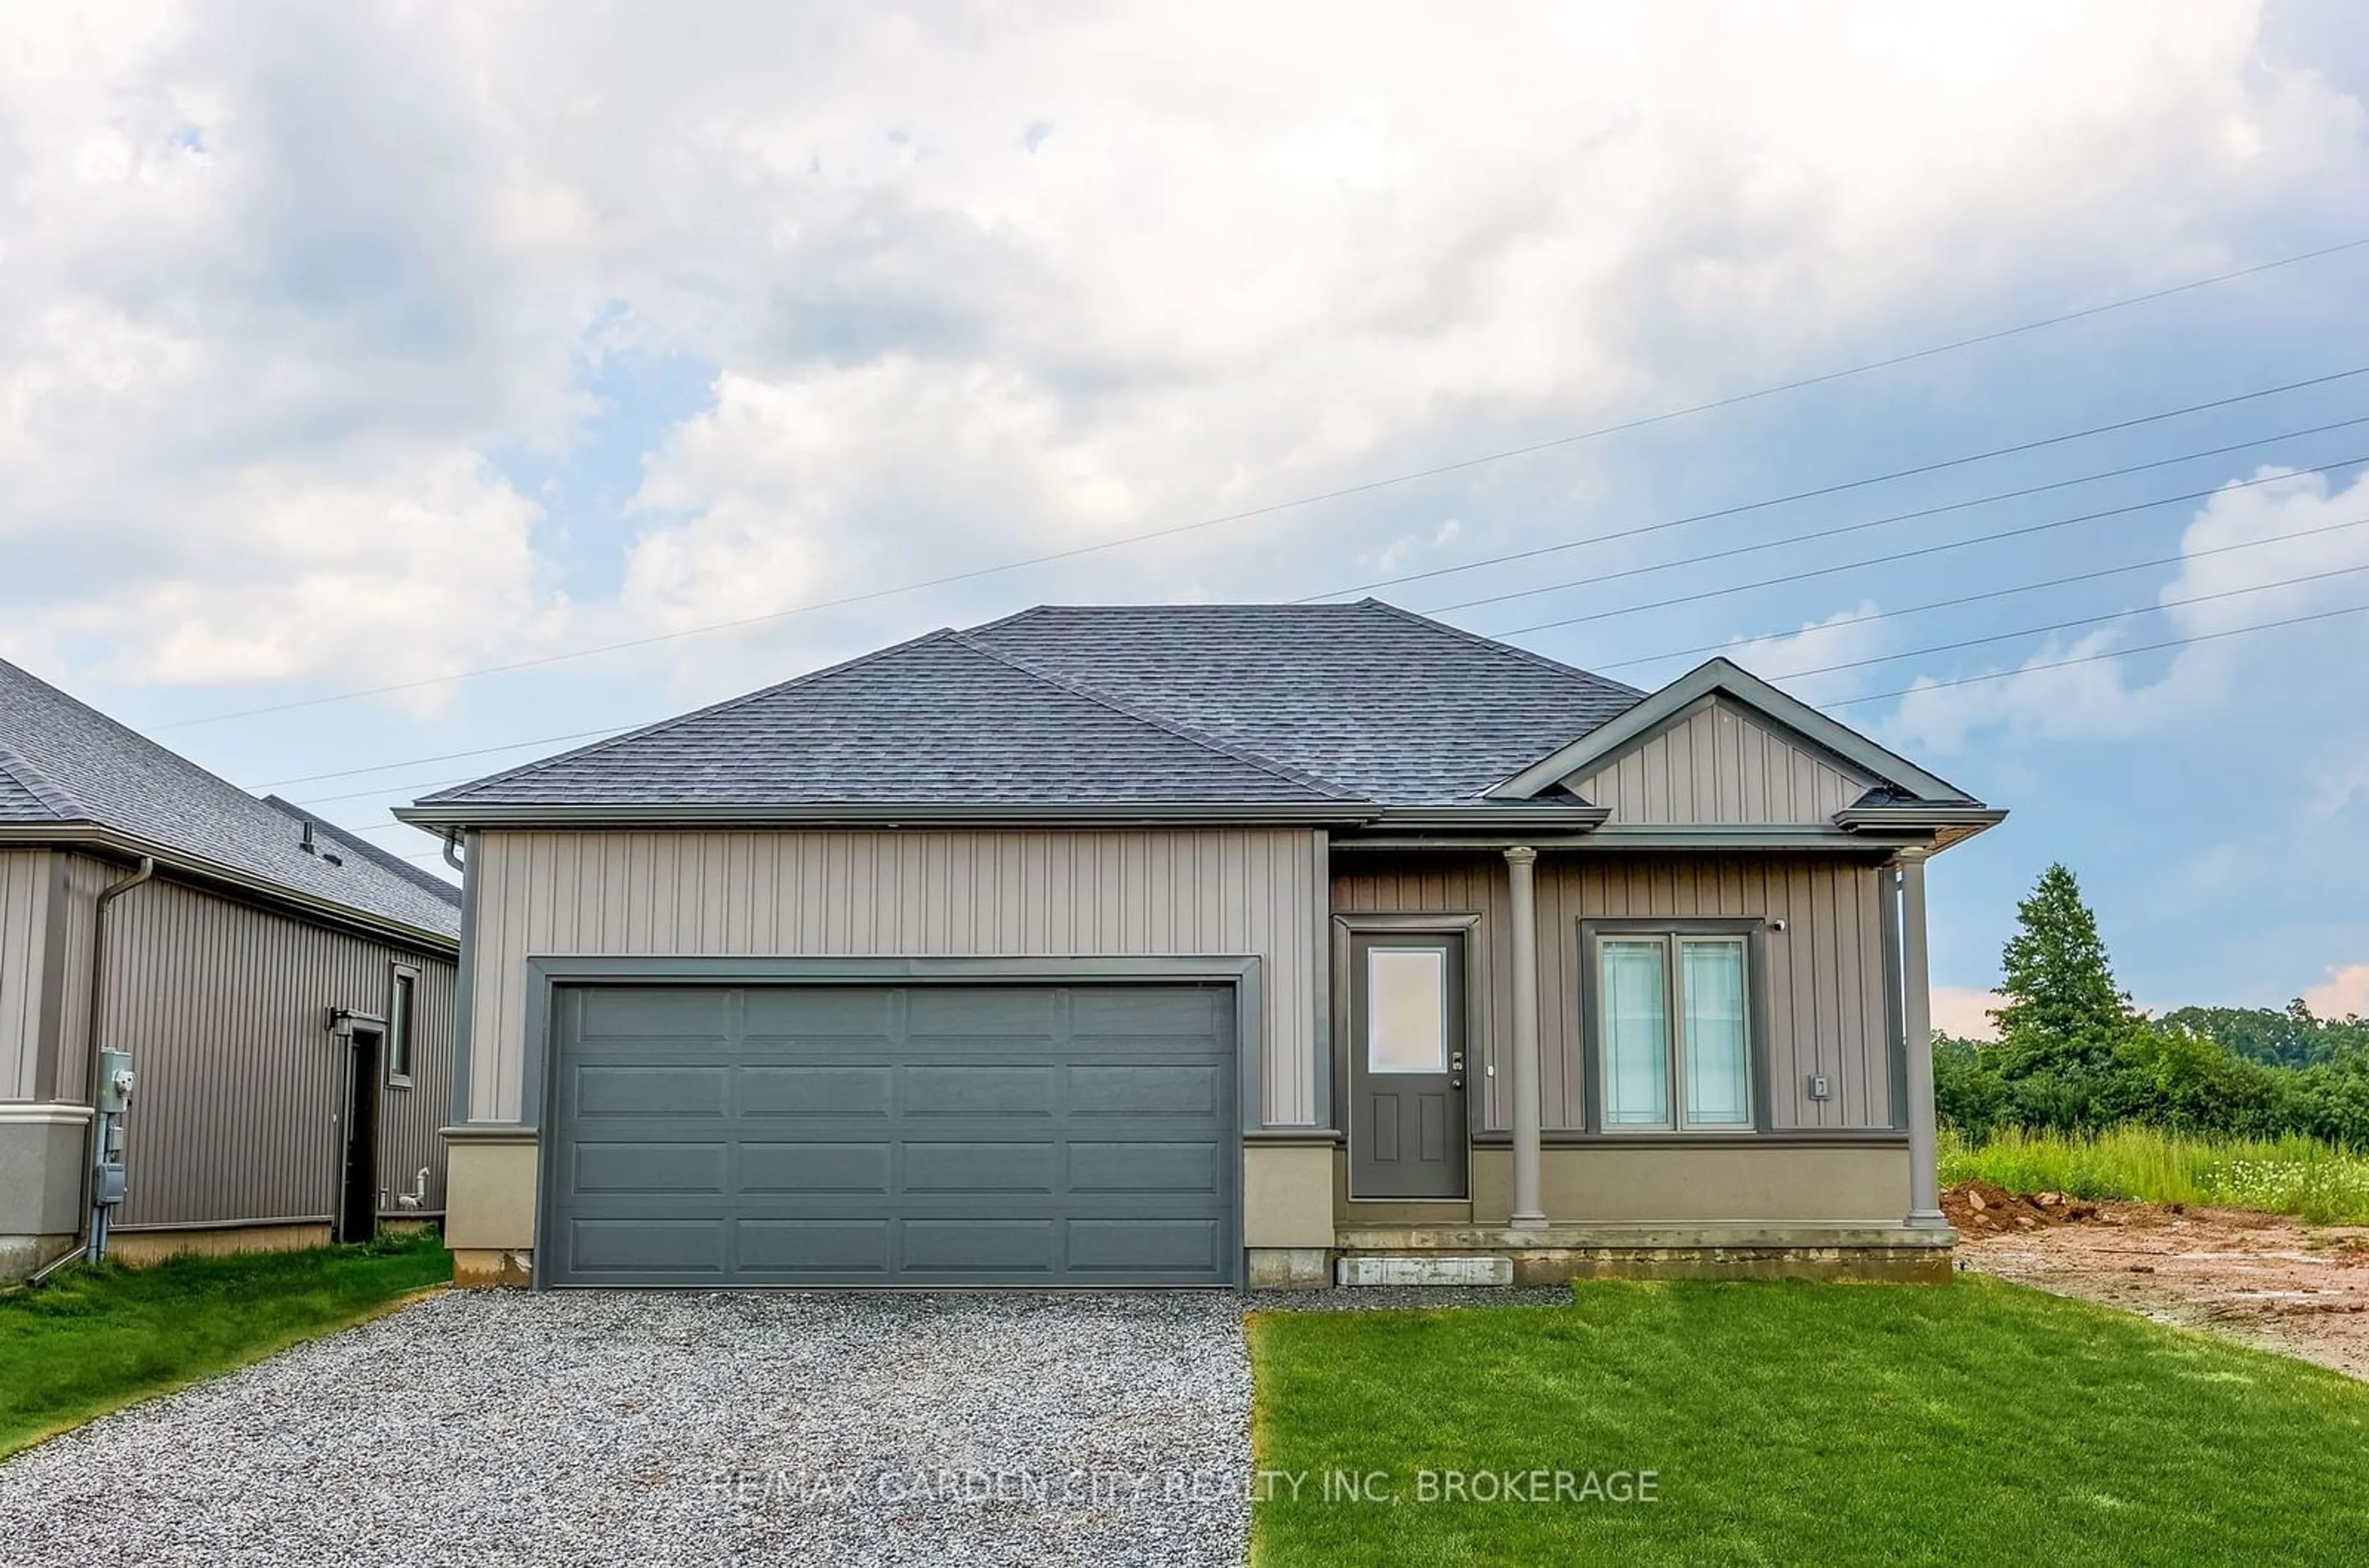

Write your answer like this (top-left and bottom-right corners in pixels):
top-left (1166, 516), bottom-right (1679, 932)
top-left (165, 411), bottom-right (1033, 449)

top-left (1336, 1254), bottom-right (1515, 1287)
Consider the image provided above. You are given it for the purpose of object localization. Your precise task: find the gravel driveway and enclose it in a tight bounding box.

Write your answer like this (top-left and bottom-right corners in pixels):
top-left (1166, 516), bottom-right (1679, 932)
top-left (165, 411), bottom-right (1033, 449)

top-left (0, 1290), bottom-right (1250, 1567)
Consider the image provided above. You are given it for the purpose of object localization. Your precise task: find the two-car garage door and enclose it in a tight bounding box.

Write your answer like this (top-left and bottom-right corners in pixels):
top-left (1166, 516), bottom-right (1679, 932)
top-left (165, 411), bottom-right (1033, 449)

top-left (542, 982), bottom-right (1239, 1287)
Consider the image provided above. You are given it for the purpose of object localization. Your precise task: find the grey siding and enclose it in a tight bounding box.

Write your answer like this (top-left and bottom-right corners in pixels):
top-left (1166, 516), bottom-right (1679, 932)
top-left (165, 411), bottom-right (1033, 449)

top-left (0, 849), bottom-right (51, 1100)
top-left (47, 853), bottom-right (114, 1102)
top-left (1568, 698), bottom-right (1874, 824)
top-left (87, 872), bottom-right (457, 1228)
top-left (1332, 853), bottom-right (1895, 1133)
top-left (466, 828), bottom-right (1325, 1127)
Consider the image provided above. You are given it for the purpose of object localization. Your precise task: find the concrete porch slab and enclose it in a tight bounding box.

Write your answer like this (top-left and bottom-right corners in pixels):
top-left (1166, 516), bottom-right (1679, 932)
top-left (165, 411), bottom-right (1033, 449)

top-left (1336, 1254), bottom-right (1515, 1287)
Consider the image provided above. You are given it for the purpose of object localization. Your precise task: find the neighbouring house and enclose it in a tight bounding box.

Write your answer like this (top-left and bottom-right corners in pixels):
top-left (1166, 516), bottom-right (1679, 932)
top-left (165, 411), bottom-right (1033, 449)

top-left (0, 658), bottom-right (462, 1281)
top-left (395, 601), bottom-right (2001, 1290)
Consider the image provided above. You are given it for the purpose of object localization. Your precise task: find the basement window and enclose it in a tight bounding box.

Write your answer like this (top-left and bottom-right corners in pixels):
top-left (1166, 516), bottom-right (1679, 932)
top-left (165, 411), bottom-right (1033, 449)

top-left (1591, 930), bottom-right (1755, 1132)
top-left (387, 965), bottom-right (418, 1090)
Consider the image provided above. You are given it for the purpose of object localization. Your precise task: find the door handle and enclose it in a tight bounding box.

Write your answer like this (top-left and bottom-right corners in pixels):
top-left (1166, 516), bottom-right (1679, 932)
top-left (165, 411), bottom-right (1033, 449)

top-left (1449, 1050), bottom-right (1465, 1088)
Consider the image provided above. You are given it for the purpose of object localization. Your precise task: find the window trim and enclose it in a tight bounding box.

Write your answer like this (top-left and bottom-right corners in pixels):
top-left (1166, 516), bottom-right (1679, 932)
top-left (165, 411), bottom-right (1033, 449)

top-left (386, 963), bottom-right (419, 1091)
top-left (1578, 918), bottom-right (1771, 1135)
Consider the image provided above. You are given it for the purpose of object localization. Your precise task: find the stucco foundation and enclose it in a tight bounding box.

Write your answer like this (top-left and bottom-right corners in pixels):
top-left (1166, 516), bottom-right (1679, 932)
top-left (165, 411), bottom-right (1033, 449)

top-left (1465, 1141), bottom-right (1911, 1226)
top-left (437, 1126), bottom-right (1933, 1288)
top-left (0, 1105), bottom-right (94, 1282)
top-left (442, 1128), bottom-right (539, 1248)
top-left (105, 1222), bottom-right (333, 1264)
top-left (452, 1247), bottom-right (535, 1287)
top-left (1244, 1141), bottom-right (1336, 1248)
top-left (1331, 1222), bottom-right (1954, 1285)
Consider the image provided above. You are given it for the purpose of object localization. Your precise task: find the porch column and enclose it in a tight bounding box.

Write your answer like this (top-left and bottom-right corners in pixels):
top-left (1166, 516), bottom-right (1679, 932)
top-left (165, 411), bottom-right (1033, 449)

top-left (1504, 846), bottom-right (1547, 1229)
top-left (1897, 848), bottom-right (1948, 1229)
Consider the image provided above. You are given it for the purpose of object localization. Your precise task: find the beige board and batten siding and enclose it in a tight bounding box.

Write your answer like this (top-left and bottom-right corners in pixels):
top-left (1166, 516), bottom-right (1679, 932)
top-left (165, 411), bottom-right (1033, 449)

top-left (1333, 853), bottom-right (1895, 1133)
top-left (1568, 696), bottom-right (1874, 824)
top-left (0, 849), bottom-right (51, 1100)
top-left (466, 828), bottom-right (1326, 1126)
top-left (81, 864), bottom-right (456, 1228)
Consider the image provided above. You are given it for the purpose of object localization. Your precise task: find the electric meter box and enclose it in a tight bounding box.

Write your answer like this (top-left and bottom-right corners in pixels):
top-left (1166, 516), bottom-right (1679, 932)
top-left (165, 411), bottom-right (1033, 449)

top-left (96, 1050), bottom-right (134, 1113)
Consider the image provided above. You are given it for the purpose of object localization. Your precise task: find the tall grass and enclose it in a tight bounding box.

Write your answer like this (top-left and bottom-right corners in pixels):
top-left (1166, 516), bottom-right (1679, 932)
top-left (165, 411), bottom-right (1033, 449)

top-left (1940, 1124), bottom-right (2369, 1224)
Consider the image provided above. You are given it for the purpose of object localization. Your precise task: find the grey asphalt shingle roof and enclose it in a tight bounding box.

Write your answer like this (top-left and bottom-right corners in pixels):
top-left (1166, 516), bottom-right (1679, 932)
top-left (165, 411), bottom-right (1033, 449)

top-left (422, 601), bottom-right (1645, 812)
top-left (0, 658), bottom-right (460, 940)
top-left (969, 601), bottom-right (1643, 804)
top-left (424, 629), bottom-right (1354, 807)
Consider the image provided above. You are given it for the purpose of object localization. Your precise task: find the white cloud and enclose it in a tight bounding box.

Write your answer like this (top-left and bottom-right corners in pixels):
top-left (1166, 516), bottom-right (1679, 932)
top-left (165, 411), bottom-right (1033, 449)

top-left (1930, 984), bottom-right (2004, 1041)
top-left (2304, 963), bottom-right (2369, 1021)
top-left (1888, 466), bottom-right (2369, 751)
top-left (1, 2), bottom-right (2365, 698)
top-left (2308, 740), bottom-right (2369, 822)
top-left (1727, 601), bottom-right (1891, 685)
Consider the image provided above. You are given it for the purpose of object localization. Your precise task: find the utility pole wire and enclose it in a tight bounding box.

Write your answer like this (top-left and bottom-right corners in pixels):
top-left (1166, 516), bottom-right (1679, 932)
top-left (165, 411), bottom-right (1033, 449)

top-left (157, 238), bottom-right (2369, 732)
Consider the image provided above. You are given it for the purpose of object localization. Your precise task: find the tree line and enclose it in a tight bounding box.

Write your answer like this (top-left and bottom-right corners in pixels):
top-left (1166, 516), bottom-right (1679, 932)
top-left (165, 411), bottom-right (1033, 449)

top-left (1933, 863), bottom-right (2369, 1148)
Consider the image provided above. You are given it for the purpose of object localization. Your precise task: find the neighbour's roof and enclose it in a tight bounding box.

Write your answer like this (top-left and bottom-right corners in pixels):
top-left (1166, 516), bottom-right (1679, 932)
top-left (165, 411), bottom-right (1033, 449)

top-left (0, 658), bottom-right (461, 941)
top-left (419, 601), bottom-right (1643, 812)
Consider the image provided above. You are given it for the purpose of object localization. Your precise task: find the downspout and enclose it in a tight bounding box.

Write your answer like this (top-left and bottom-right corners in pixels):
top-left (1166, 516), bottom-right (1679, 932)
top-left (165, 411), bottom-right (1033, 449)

top-left (31, 854), bottom-right (154, 1284)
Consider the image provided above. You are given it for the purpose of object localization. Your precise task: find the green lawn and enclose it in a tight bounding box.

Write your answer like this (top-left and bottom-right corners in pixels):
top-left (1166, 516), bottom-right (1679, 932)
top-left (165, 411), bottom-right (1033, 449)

top-left (1249, 1277), bottom-right (2369, 1567)
top-left (0, 1229), bottom-right (450, 1459)
top-left (1941, 1124), bottom-right (2369, 1223)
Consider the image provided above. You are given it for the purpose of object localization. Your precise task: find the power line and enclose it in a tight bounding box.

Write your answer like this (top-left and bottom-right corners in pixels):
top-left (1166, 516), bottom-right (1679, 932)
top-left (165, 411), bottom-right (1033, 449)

top-left (296, 773), bottom-right (479, 809)
top-left (1824, 600), bottom-right (2369, 709)
top-left (1427, 419), bottom-right (2369, 617)
top-left (1772, 561), bottom-right (2369, 682)
top-left (266, 449), bottom-right (2369, 809)
top-left (242, 412), bottom-right (2369, 795)
top-left (304, 551), bottom-right (2369, 817)
top-left (262, 721), bottom-right (653, 788)
top-left (1301, 367), bottom-right (2369, 603)
top-left (1487, 448), bottom-right (2368, 637)
top-left (343, 589), bottom-right (2369, 822)
top-left (155, 236), bottom-right (2369, 733)
top-left (1592, 511), bottom-right (2369, 672)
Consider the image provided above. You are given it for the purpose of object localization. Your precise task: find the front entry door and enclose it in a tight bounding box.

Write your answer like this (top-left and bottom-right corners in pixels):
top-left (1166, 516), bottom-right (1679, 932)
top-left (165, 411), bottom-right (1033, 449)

top-left (1349, 933), bottom-right (1469, 1199)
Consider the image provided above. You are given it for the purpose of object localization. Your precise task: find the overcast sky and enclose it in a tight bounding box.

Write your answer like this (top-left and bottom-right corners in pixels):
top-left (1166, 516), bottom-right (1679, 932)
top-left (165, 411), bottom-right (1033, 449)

top-left (6, 1), bottom-right (2368, 1027)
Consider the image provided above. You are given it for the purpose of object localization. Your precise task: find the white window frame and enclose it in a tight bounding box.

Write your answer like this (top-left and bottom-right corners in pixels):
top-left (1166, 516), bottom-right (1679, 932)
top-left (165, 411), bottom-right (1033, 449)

top-left (1585, 925), bottom-right (1759, 1134)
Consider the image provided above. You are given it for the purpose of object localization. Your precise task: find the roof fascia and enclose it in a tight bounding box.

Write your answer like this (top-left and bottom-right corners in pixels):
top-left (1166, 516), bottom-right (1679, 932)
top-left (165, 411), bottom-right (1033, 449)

top-left (1574, 824), bottom-right (1930, 851)
top-left (0, 823), bottom-right (461, 953)
top-left (394, 800), bottom-right (1382, 830)
top-left (1833, 804), bottom-right (2008, 851)
top-left (1486, 658), bottom-right (1978, 804)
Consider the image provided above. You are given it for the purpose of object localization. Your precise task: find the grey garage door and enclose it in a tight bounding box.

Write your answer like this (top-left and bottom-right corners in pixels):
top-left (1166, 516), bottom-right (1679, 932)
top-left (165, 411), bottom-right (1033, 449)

top-left (543, 982), bottom-right (1239, 1287)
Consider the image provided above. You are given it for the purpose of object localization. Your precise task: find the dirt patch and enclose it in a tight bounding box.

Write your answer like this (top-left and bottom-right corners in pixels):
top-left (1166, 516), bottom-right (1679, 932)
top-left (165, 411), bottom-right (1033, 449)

top-left (1949, 1186), bottom-right (2369, 1380)
top-left (1941, 1181), bottom-right (2098, 1232)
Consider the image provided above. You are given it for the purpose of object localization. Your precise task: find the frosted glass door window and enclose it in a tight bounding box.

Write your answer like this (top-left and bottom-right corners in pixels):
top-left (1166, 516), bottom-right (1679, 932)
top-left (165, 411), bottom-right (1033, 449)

top-left (1681, 939), bottom-right (1751, 1127)
top-left (1599, 940), bottom-right (1671, 1126)
top-left (1366, 947), bottom-right (1449, 1073)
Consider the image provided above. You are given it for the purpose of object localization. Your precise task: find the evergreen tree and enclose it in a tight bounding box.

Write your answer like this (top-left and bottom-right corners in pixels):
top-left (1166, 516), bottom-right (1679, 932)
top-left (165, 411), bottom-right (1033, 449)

top-left (1988, 862), bottom-right (2138, 1075)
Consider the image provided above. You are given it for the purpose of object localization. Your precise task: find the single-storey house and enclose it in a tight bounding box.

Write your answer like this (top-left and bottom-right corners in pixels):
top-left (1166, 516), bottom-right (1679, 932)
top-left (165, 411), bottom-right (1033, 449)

top-left (396, 601), bottom-right (2000, 1289)
top-left (0, 658), bottom-right (462, 1280)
